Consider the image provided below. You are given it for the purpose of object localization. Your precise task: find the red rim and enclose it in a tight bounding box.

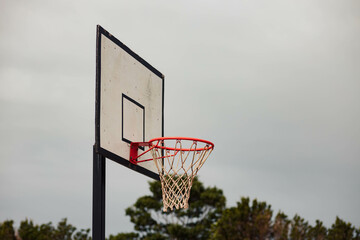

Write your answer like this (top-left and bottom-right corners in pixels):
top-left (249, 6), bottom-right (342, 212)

top-left (148, 137), bottom-right (214, 151)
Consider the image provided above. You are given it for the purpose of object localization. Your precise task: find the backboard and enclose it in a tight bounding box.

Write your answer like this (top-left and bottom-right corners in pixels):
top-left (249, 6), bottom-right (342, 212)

top-left (95, 25), bottom-right (164, 180)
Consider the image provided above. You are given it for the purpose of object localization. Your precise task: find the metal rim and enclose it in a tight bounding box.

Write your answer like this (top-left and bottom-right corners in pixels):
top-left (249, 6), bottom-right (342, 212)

top-left (148, 137), bottom-right (214, 151)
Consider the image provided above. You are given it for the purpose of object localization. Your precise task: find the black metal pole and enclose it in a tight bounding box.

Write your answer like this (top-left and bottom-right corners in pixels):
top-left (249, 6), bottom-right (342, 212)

top-left (93, 145), bottom-right (106, 240)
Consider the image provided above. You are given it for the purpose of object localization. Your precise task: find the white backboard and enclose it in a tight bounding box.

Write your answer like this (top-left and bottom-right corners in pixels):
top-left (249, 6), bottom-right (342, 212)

top-left (95, 25), bottom-right (164, 179)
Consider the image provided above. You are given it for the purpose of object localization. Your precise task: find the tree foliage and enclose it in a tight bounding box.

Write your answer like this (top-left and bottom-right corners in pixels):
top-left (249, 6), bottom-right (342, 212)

top-left (273, 212), bottom-right (290, 240)
top-left (0, 220), bottom-right (16, 240)
top-left (210, 197), bottom-right (272, 240)
top-left (210, 197), bottom-right (359, 240)
top-left (125, 177), bottom-right (226, 239)
top-left (327, 217), bottom-right (360, 240)
top-left (108, 232), bottom-right (139, 240)
top-left (12, 218), bottom-right (90, 240)
top-left (1, 179), bottom-right (360, 240)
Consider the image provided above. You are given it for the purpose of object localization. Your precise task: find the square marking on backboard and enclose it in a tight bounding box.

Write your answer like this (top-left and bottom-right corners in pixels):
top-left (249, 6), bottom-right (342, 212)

top-left (122, 94), bottom-right (145, 146)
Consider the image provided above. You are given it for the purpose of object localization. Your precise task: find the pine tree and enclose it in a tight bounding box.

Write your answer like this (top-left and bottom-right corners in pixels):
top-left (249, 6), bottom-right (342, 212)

top-left (210, 197), bottom-right (272, 240)
top-left (0, 220), bottom-right (16, 240)
top-left (125, 177), bottom-right (226, 239)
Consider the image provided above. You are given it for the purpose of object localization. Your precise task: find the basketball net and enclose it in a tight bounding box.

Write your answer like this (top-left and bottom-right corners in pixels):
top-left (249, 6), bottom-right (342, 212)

top-left (150, 139), bottom-right (213, 212)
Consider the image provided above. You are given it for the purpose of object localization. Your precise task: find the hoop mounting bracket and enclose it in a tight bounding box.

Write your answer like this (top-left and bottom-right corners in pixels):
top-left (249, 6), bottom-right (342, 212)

top-left (130, 142), bottom-right (152, 164)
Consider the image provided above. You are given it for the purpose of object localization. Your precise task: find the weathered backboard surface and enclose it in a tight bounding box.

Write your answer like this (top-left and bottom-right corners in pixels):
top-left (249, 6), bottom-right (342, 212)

top-left (95, 25), bottom-right (164, 180)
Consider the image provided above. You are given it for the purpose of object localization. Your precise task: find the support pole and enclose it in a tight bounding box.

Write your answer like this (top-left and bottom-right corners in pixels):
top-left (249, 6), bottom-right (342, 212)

top-left (93, 145), bottom-right (105, 240)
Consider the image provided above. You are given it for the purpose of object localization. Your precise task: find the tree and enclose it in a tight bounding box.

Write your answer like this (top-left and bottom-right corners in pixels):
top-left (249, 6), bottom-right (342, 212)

top-left (355, 227), bottom-right (360, 240)
top-left (73, 229), bottom-right (91, 240)
top-left (289, 214), bottom-right (309, 240)
top-left (273, 212), bottom-right (290, 240)
top-left (0, 220), bottom-right (16, 240)
top-left (18, 219), bottom-right (54, 240)
top-left (17, 219), bottom-right (91, 240)
top-left (327, 217), bottom-right (356, 240)
top-left (125, 177), bottom-right (226, 239)
top-left (53, 219), bottom-right (76, 240)
top-left (210, 197), bottom-right (272, 240)
top-left (307, 220), bottom-right (327, 240)
top-left (108, 232), bottom-right (139, 240)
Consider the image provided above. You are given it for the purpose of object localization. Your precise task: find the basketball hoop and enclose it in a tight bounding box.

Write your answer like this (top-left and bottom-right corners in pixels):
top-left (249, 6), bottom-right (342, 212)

top-left (130, 137), bottom-right (214, 212)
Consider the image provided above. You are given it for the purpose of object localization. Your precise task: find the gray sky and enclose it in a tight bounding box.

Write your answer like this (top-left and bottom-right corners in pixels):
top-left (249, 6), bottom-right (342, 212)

top-left (1, 0), bottom-right (359, 236)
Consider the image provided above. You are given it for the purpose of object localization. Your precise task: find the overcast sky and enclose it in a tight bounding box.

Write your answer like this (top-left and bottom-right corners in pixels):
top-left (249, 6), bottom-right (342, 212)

top-left (1, 0), bottom-right (359, 236)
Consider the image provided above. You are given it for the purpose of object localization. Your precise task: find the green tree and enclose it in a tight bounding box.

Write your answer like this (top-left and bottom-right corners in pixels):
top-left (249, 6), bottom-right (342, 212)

top-left (307, 220), bottom-right (327, 240)
top-left (210, 197), bottom-right (272, 240)
top-left (125, 177), bottom-right (226, 240)
top-left (73, 229), bottom-right (91, 240)
top-left (272, 212), bottom-right (290, 240)
top-left (18, 219), bottom-right (90, 240)
top-left (18, 219), bottom-right (54, 240)
top-left (327, 217), bottom-right (356, 240)
top-left (53, 219), bottom-right (76, 240)
top-left (289, 214), bottom-right (309, 240)
top-left (108, 232), bottom-right (139, 240)
top-left (355, 227), bottom-right (360, 240)
top-left (0, 220), bottom-right (16, 240)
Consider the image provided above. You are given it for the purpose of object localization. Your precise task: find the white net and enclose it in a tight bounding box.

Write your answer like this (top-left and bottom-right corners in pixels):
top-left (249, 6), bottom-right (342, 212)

top-left (150, 138), bottom-right (213, 212)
